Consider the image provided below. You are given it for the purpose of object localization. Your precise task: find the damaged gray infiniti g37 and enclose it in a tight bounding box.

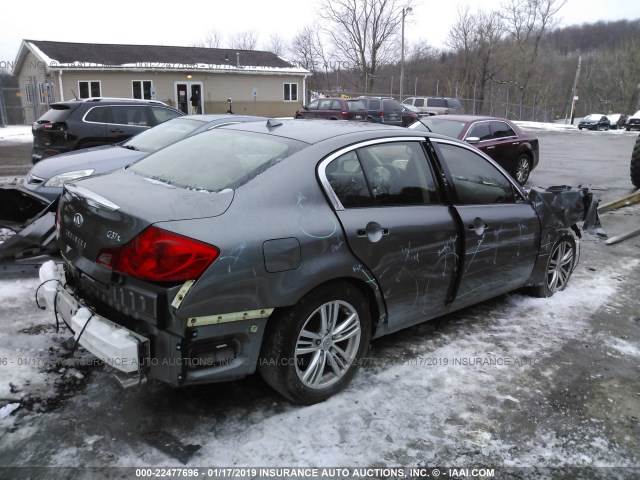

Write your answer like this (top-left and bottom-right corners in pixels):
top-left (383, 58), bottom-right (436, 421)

top-left (39, 119), bottom-right (600, 405)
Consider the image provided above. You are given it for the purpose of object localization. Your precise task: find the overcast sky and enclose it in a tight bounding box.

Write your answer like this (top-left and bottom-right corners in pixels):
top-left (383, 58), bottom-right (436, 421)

top-left (1, 0), bottom-right (638, 70)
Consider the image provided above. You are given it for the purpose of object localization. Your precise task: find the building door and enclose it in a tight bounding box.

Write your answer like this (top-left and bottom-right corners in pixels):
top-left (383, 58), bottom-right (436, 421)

top-left (175, 82), bottom-right (203, 114)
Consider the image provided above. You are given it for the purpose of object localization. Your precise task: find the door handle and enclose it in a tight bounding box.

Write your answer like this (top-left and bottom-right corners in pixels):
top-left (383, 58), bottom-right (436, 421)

top-left (468, 217), bottom-right (488, 235)
top-left (109, 128), bottom-right (125, 133)
top-left (357, 222), bottom-right (389, 243)
top-left (485, 146), bottom-right (495, 149)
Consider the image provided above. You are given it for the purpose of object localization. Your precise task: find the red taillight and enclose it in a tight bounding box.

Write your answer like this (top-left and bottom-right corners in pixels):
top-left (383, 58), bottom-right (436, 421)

top-left (97, 226), bottom-right (219, 282)
top-left (341, 111), bottom-right (348, 119)
top-left (379, 110), bottom-right (384, 119)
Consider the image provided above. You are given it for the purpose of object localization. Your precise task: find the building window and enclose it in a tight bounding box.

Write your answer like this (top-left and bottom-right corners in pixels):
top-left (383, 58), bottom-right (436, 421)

top-left (37, 83), bottom-right (48, 104)
top-left (24, 83), bottom-right (33, 103)
top-left (79, 81), bottom-right (101, 98)
top-left (132, 80), bottom-right (153, 99)
top-left (283, 83), bottom-right (298, 102)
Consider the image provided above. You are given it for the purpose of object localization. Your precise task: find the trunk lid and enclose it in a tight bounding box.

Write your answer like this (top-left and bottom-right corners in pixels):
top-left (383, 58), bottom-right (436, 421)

top-left (58, 169), bottom-right (233, 271)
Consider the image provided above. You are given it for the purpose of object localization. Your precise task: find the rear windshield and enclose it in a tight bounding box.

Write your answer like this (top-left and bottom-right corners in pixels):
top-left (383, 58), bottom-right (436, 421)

top-left (383, 100), bottom-right (402, 112)
top-left (37, 104), bottom-right (76, 123)
top-left (124, 118), bottom-right (205, 153)
top-left (415, 117), bottom-right (466, 138)
top-left (446, 98), bottom-right (462, 109)
top-left (346, 100), bottom-right (366, 111)
top-left (129, 129), bottom-right (306, 192)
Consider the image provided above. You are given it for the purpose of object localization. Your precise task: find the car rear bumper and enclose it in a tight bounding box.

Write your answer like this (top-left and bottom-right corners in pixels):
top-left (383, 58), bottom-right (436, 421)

top-left (38, 262), bottom-right (270, 387)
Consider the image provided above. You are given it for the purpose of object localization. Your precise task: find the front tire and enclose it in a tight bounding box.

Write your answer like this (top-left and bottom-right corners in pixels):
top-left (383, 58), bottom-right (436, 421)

top-left (259, 282), bottom-right (371, 404)
top-left (530, 236), bottom-right (576, 298)
top-left (514, 154), bottom-right (532, 185)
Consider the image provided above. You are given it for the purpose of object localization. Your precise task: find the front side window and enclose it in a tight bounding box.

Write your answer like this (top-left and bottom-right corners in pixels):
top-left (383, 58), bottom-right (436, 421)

top-left (491, 121), bottom-right (516, 138)
top-left (283, 83), bottom-right (298, 101)
top-left (78, 81), bottom-right (101, 98)
top-left (467, 122), bottom-right (492, 141)
top-left (132, 80), bottom-right (153, 99)
top-left (413, 98), bottom-right (424, 107)
top-left (307, 99), bottom-right (319, 110)
top-left (436, 143), bottom-right (516, 204)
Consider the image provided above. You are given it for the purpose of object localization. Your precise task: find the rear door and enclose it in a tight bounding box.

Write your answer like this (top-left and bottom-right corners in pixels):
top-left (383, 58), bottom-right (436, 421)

top-left (321, 139), bottom-right (460, 333)
top-left (431, 140), bottom-right (540, 308)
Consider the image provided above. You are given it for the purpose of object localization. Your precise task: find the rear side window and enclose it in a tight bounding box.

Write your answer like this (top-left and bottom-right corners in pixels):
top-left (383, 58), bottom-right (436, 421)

top-left (491, 121), bottom-right (516, 138)
top-left (108, 106), bottom-right (149, 126)
top-left (413, 98), bottom-right (424, 107)
top-left (427, 98), bottom-right (446, 108)
top-left (369, 99), bottom-right (381, 110)
top-left (84, 106), bottom-right (108, 123)
top-left (130, 130), bottom-right (306, 192)
top-left (326, 141), bottom-right (439, 208)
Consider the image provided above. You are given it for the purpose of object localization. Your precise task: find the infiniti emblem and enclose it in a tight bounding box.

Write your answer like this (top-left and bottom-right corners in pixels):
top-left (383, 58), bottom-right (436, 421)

top-left (73, 213), bottom-right (84, 228)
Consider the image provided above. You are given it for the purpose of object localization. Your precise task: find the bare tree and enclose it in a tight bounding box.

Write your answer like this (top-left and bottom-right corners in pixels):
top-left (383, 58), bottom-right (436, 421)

top-left (229, 31), bottom-right (259, 50)
top-left (319, 0), bottom-right (414, 92)
top-left (191, 30), bottom-right (223, 48)
top-left (291, 25), bottom-right (336, 96)
top-left (265, 33), bottom-right (288, 57)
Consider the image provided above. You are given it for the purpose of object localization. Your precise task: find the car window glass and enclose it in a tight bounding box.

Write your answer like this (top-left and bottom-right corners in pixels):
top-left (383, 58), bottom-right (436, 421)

top-left (383, 100), bottom-right (401, 112)
top-left (428, 98), bottom-right (446, 107)
top-left (369, 99), bottom-right (380, 110)
top-left (358, 142), bottom-right (439, 206)
top-left (130, 130), bottom-right (305, 192)
top-left (307, 100), bottom-right (319, 110)
top-left (419, 118), bottom-right (466, 138)
top-left (437, 143), bottom-right (516, 204)
top-left (413, 98), bottom-right (424, 107)
top-left (347, 100), bottom-right (366, 110)
top-left (151, 106), bottom-right (183, 124)
top-left (126, 118), bottom-right (204, 153)
top-left (446, 99), bottom-right (462, 109)
top-left (331, 100), bottom-right (342, 110)
top-left (401, 98), bottom-right (413, 105)
top-left (490, 121), bottom-right (516, 138)
top-left (84, 106), bottom-right (108, 123)
top-left (109, 106), bottom-right (148, 126)
top-left (318, 99), bottom-right (332, 110)
top-left (467, 123), bottom-right (492, 141)
top-left (325, 151), bottom-right (372, 208)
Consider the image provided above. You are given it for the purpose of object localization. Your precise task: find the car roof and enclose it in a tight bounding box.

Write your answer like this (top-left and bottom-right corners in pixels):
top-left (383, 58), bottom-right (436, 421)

top-left (420, 114), bottom-right (510, 122)
top-left (222, 118), bottom-right (430, 144)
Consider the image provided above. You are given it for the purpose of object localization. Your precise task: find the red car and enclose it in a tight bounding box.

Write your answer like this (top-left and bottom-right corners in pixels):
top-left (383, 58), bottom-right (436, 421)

top-left (295, 97), bottom-right (367, 121)
top-left (410, 115), bottom-right (539, 184)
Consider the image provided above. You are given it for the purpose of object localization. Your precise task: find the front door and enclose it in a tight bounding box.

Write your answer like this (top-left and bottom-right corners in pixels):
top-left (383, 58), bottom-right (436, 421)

top-left (175, 82), bottom-right (203, 114)
top-left (433, 141), bottom-right (540, 308)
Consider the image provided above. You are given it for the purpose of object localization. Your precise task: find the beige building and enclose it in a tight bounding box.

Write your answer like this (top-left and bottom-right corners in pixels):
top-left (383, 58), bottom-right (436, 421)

top-left (14, 40), bottom-right (310, 123)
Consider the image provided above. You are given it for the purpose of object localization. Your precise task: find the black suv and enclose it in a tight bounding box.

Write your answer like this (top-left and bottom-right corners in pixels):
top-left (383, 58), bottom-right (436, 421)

top-left (32, 98), bottom-right (184, 163)
top-left (358, 97), bottom-right (404, 126)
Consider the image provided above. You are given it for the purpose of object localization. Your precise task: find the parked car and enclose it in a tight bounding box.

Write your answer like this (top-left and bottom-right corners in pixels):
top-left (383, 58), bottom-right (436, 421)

top-left (43, 119), bottom-right (584, 404)
top-left (32, 97), bottom-right (184, 163)
top-left (400, 104), bottom-right (429, 126)
top-left (409, 115), bottom-right (538, 184)
top-left (294, 97), bottom-right (367, 121)
top-left (631, 134), bottom-right (640, 188)
top-left (401, 96), bottom-right (464, 115)
top-left (606, 113), bottom-right (627, 130)
top-left (358, 97), bottom-right (404, 126)
top-left (22, 114), bottom-right (266, 202)
top-left (578, 114), bottom-right (610, 131)
top-left (626, 110), bottom-right (640, 131)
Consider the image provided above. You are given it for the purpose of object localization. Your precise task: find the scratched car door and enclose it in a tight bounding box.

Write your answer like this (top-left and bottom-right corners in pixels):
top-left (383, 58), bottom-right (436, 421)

top-left (432, 140), bottom-right (540, 308)
top-left (322, 140), bottom-right (459, 333)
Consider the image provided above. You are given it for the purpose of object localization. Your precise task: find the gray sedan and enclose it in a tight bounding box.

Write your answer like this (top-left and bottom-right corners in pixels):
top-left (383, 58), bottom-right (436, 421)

top-left (45, 120), bottom-right (591, 404)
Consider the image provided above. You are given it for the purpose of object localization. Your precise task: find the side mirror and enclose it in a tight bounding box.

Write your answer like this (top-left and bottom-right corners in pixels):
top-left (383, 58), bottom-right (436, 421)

top-left (466, 136), bottom-right (480, 144)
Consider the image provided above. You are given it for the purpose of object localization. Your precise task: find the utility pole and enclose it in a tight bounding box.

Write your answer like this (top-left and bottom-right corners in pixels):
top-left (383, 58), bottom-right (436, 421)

top-left (568, 56), bottom-right (582, 125)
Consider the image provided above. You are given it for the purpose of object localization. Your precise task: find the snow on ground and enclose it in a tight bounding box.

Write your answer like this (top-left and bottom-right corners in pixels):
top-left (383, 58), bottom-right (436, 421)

top-left (0, 125), bottom-right (31, 143)
top-left (1, 258), bottom-right (635, 469)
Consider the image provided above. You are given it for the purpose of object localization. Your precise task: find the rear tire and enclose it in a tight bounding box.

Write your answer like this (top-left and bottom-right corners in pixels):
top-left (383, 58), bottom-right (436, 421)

top-left (529, 236), bottom-right (576, 298)
top-left (631, 135), bottom-right (640, 188)
top-left (259, 282), bottom-right (371, 404)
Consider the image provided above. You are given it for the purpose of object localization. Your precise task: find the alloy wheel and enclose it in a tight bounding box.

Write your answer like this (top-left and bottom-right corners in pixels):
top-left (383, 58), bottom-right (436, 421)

top-left (546, 240), bottom-right (574, 292)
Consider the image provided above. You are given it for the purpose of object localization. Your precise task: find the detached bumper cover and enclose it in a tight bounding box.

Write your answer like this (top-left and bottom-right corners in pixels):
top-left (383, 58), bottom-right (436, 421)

top-left (39, 262), bottom-right (149, 373)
